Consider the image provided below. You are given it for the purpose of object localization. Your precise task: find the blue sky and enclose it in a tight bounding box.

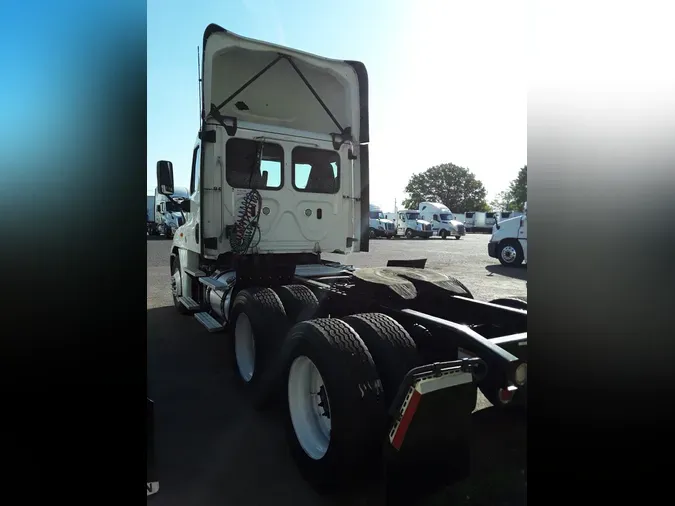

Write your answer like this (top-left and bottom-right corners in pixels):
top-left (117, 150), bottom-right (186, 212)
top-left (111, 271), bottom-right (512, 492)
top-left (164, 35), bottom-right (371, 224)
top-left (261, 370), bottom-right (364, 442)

top-left (148, 0), bottom-right (527, 209)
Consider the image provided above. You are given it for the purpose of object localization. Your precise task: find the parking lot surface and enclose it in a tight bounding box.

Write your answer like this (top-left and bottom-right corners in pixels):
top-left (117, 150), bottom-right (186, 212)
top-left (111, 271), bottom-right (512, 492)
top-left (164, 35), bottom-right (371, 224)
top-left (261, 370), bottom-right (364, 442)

top-left (147, 234), bottom-right (526, 506)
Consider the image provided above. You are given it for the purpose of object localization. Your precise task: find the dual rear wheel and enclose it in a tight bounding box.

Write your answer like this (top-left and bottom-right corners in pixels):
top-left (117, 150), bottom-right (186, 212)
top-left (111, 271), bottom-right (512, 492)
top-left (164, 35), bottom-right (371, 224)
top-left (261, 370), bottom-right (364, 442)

top-left (229, 285), bottom-right (424, 488)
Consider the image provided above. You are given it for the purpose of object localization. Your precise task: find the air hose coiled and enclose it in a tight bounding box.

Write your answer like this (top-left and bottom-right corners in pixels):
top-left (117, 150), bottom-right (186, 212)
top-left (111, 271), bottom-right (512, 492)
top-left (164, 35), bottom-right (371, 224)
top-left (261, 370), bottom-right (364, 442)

top-left (230, 189), bottom-right (262, 254)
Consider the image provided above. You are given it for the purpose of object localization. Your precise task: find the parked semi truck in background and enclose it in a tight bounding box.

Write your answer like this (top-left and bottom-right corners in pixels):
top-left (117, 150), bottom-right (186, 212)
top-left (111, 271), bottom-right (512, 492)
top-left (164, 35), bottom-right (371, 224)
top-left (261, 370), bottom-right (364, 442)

top-left (149, 187), bottom-right (189, 238)
top-left (153, 24), bottom-right (527, 501)
top-left (488, 202), bottom-right (528, 266)
top-left (395, 209), bottom-right (433, 239)
top-left (417, 202), bottom-right (466, 240)
top-left (147, 195), bottom-right (156, 235)
top-left (369, 204), bottom-right (396, 238)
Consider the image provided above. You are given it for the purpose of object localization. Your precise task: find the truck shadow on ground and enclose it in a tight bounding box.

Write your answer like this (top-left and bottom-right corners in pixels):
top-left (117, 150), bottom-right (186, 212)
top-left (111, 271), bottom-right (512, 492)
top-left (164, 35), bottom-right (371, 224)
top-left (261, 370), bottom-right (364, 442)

top-left (485, 264), bottom-right (528, 281)
top-left (147, 305), bottom-right (526, 506)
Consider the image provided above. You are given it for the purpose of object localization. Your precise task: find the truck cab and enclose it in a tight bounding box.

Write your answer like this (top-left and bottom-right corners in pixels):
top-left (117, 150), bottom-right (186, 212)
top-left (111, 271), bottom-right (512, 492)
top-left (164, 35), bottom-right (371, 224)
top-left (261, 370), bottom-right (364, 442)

top-left (418, 202), bottom-right (466, 240)
top-left (488, 202), bottom-right (527, 266)
top-left (396, 209), bottom-right (433, 239)
top-left (369, 204), bottom-right (396, 239)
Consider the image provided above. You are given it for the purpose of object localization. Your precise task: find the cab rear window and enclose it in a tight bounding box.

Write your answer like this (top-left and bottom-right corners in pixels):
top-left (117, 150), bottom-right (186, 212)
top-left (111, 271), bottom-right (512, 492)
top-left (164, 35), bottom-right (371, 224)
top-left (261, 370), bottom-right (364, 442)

top-left (225, 138), bottom-right (284, 190)
top-left (292, 147), bottom-right (340, 194)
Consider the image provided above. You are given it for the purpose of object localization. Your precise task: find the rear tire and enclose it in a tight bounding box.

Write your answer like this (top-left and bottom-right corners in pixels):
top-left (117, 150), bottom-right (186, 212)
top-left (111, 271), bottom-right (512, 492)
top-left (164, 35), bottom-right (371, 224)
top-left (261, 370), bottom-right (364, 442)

top-left (455, 235), bottom-right (461, 240)
top-left (274, 284), bottom-right (320, 323)
top-left (229, 288), bottom-right (288, 386)
top-left (341, 313), bottom-right (421, 407)
top-left (283, 319), bottom-right (386, 491)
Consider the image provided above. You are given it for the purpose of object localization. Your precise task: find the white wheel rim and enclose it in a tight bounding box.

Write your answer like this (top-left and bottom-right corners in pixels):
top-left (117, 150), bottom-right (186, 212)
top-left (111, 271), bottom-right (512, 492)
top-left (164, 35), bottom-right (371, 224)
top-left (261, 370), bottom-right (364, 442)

top-left (288, 356), bottom-right (331, 460)
top-left (171, 269), bottom-right (181, 297)
top-left (234, 313), bottom-right (256, 382)
top-left (501, 245), bottom-right (517, 263)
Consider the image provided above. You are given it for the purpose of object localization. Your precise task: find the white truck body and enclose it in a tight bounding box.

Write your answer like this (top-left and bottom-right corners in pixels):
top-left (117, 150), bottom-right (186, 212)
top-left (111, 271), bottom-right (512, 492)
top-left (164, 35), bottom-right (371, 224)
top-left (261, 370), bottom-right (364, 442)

top-left (369, 204), bottom-right (396, 238)
top-left (488, 201), bottom-right (527, 266)
top-left (395, 209), bottom-right (433, 239)
top-left (154, 187), bottom-right (189, 238)
top-left (174, 27), bottom-right (367, 259)
top-left (417, 202), bottom-right (466, 239)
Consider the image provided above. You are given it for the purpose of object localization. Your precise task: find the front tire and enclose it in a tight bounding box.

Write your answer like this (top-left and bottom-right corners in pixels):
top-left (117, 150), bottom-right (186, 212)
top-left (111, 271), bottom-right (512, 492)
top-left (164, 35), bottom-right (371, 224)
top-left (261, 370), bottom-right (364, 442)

top-left (440, 230), bottom-right (447, 239)
top-left (283, 319), bottom-right (386, 490)
top-left (497, 240), bottom-right (524, 267)
top-left (170, 255), bottom-right (190, 315)
top-left (405, 229), bottom-right (414, 239)
top-left (455, 235), bottom-right (461, 240)
top-left (369, 228), bottom-right (376, 239)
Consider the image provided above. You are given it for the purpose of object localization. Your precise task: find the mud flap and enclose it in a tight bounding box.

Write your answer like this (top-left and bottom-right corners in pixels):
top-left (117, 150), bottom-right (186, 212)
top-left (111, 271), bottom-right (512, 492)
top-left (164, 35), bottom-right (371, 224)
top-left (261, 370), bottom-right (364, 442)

top-left (147, 398), bottom-right (159, 497)
top-left (382, 359), bottom-right (485, 505)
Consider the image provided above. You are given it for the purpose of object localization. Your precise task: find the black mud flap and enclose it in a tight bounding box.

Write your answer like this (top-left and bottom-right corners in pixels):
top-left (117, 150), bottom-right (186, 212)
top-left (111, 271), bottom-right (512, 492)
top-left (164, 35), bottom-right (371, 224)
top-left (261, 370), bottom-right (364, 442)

top-left (386, 258), bottom-right (427, 269)
top-left (382, 359), bottom-right (485, 506)
top-left (147, 398), bottom-right (159, 497)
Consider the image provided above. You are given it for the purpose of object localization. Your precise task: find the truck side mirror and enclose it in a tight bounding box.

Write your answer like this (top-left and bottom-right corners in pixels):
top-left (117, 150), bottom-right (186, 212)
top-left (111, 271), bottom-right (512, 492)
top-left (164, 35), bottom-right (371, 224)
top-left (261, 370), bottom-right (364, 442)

top-left (157, 160), bottom-right (174, 195)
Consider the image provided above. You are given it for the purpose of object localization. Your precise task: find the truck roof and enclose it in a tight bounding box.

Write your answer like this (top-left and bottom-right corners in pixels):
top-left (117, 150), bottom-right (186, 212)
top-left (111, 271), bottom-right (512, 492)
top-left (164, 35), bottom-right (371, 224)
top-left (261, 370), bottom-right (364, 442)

top-left (419, 202), bottom-right (450, 211)
top-left (202, 25), bottom-right (368, 143)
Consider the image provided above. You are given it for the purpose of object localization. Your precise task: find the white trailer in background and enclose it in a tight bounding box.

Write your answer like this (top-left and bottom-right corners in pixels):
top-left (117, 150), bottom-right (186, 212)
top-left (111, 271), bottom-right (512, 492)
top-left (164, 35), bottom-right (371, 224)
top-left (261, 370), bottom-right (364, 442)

top-left (496, 210), bottom-right (522, 222)
top-left (417, 202), bottom-right (466, 240)
top-left (464, 211), bottom-right (476, 231)
top-left (453, 213), bottom-right (466, 224)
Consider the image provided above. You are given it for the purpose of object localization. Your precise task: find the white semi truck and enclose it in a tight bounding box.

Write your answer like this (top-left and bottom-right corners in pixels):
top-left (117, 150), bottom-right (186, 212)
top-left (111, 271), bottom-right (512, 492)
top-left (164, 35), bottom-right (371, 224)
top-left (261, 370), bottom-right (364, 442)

top-left (369, 204), bottom-right (396, 239)
top-left (488, 202), bottom-right (528, 267)
top-left (149, 187), bottom-right (189, 238)
top-left (417, 202), bottom-right (466, 240)
top-left (394, 209), bottom-right (433, 239)
top-left (147, 195), bottom-right (156, 235)
top-left (154, 24), bottom-right (527, 500)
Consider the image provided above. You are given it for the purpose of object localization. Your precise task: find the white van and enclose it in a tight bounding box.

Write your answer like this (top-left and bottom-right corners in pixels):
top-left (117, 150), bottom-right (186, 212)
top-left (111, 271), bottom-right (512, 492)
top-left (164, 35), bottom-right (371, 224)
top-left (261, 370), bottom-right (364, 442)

top-left (417, 202), bottom-right (466, 240)
top-left (488, 202), bottom-right (527, 266)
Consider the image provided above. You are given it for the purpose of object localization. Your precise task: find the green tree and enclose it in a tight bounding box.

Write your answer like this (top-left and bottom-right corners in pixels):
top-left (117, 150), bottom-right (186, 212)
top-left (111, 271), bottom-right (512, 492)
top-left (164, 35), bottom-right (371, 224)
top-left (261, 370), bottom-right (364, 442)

top-left (507, 165), bottom-right (527, 210)
top-left (401, 163), bottom-right (489, 213)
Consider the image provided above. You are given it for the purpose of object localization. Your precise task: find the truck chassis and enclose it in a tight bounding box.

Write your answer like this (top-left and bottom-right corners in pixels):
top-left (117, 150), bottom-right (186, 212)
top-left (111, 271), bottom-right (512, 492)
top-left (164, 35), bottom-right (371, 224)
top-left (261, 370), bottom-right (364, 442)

top-left (164, 251), bottom-right (527, 499)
